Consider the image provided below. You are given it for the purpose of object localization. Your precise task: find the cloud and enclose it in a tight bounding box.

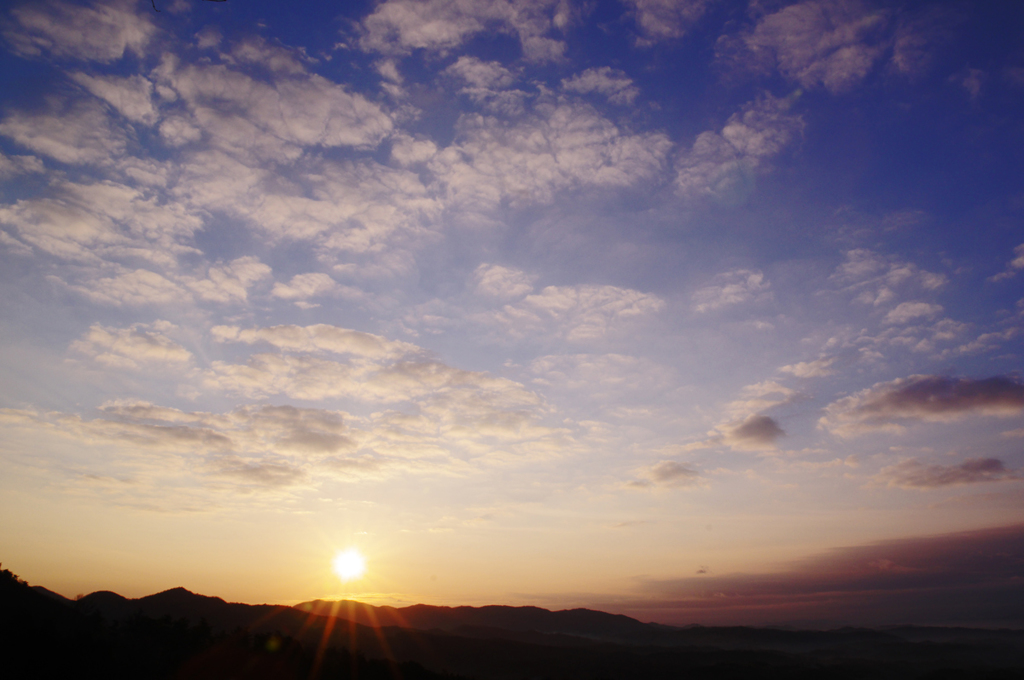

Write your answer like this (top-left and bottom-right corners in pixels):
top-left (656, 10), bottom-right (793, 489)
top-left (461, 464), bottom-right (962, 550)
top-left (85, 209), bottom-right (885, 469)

top-left (60, 255), bottom-right (271, 307)
top-left (628, 524), bottom-right (1024, 626)
top-left (629, 460), bottom-right (701, 488)
top-left (820, 375), bottom-right (1024, 436)
top-left (676, 94), bottom-right (803, 200)
top-left (883, 301), bottom-right (943, 325)
top-left (726, 414), bottom-right (785, 448)
top-left (390, 134), bottom-right (439, 166)
top-left (889, 6), bottom-right (955, 78)
top-left (212, 323), bottom-right (421, 361)
top-left (830, 249), bottom-right (946, 306)
top-left (529, 353), bottom-right (671, 396)
top-left (724, 381), bottom-right (798, 420)
top-left (4, 0), bottom-right (155, 63)
top-left (473, 264), bottom-right (535, 300)
top-left (483, 283), bottom-right (664, 341)
top-left (70, 72), bottom-right (157, 125)
top-left (65, 268), bottom-right (187, 306)
top-left (70, 322), bottom-right (192, 370)
top-left (152, 44), bottom-right (394, 159)
top-left (271, 273), bottom-right (341, 303)
top-left (692, 269), bottom-right (771, 312)
top-left (951, 67), bottom-right (985, 100)
top-left (184, 257), bottom-right (272, 303)
top-left (0, 179), bottom-right (202, 265)
top-left (944, 327), bottom-right (1019, 358)
top-left (561, 67), bottom-right (639, 104)
top-left (172, 152), bottom-right (438, 260)
top-left (359, 0), bottom-right (569, 62)
top-left (718, 0), bottom-right (890, 93)
top-left (0, 152), bottom-right (44, 180)
top-left (0, 98), bottom-right (127, 165)
top-left (778, 358), bottom-right (835, 378)
top-left (444, 57), bottom-right (527, 114)
top-left (989, 244), bottom-right (1024, 282)
top-left (621, 0), bottom-right (712, 44)
top-left (211, 458), bottom-right (307, 487)
top-left (875, 458), bottom-right (1020, 489)
top-left (432, 102), bottom-right (672, 211)
top-left (446, 56), bottom-right (518, 89)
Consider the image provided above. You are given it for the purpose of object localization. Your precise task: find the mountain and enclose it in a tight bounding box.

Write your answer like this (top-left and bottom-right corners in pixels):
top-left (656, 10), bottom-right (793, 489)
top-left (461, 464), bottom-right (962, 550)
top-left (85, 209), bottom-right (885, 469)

top-left (294, 599), bottom-right (663, 642)
top-left (6, 566), bottom-right (1024, 679)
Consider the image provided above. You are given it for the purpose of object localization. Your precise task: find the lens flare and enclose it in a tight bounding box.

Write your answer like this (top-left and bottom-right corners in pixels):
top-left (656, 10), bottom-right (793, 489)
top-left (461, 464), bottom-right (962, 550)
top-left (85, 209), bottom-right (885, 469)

top-left (331, 548), bottom-right (366, 582)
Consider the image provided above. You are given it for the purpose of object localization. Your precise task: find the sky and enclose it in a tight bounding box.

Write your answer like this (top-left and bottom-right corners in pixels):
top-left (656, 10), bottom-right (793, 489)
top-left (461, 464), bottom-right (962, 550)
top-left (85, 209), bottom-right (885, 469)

top-left (0, 0), bottom-right (1023, 628)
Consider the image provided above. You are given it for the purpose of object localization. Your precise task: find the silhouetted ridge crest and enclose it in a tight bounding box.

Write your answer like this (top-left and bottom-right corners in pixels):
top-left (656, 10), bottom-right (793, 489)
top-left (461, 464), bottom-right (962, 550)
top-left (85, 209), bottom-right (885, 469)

top-left (295, 599), bottom-right (656, 641)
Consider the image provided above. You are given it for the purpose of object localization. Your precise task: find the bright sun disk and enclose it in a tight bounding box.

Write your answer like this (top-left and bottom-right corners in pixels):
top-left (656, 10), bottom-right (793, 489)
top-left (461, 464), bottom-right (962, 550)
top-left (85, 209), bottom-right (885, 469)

top-left (332, 548), bottom-right (366, 582)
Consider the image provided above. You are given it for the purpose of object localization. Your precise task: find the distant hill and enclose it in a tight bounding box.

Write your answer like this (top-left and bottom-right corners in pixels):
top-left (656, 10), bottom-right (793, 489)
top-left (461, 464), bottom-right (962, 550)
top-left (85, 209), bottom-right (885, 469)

top-left (293, 599), bottom-right (661, 642)
top-left (6, 565), bottom-right (1024, 679)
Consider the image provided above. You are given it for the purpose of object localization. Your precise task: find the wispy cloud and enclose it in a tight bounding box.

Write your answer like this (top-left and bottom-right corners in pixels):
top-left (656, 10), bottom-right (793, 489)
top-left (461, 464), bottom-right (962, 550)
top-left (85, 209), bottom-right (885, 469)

top-left (874, 458), bottom-right (1020, 489)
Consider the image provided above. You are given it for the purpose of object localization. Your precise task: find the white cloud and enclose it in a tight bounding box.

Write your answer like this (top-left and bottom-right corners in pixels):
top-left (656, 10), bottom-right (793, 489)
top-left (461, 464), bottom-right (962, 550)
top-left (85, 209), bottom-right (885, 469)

top-left (152, 48), bottom-right (394, 160)
top-left (989, 244), bottom-right (1024, 282)
top-left (70, 322), bottom-right (192, 370)
top-left (676, 94), bottom-right (803, 200)
top-left (4, 0), bottom-right (155, 63)
top-left (184, 257), bottom-right (272, 303)
top-left (391, 134), bottom-right (439, 166)
top-left (0, 152), bottom-right (45, 180)
top-left (70, 72), bottom-right (157, 125)
top-left (0, 98), bottom-right (127, 165)
top-left (722, 380), bottom-right (799, 421)
top-left (473, 264), bottom-right (535, 300)
top-left (433, 102), bottom-right (672, 210)
top-left (359, 0), bottom-right (569, 62)
top-left (778, 358), bottom-right (835, 378)
top-left (720, 0), bottom-right (891, 93)
top-left (830, 249), bottom-right (946, 306)
top-left (64, 268), bottom-right (186, 306)
top-left (621, 0), bottom-right (712, 44)
top-left (271, 273), bottom-right (341, 302)
top-left (561, 67), bottom-right (639, 104)
top-left (529, 353), bottom-right (672, 396)
top-left (883, 302), bottom-right (943, 325)
top-left (445, 56), bottom-right (527, 114)
top-left (447, 56), bottom-right (518, 89)
top-left (173, 153), bottom-right (439, 259)
top-left (0, 179), bottom-right (202, 265)
top-left (483, 283), bottom-right (664, 341)
top-left (692, 269), bottom-right (771, 312)
top-left (212, 324), bottom-right (422, 361)
top-left (60, 256), bottom-right (270, 307)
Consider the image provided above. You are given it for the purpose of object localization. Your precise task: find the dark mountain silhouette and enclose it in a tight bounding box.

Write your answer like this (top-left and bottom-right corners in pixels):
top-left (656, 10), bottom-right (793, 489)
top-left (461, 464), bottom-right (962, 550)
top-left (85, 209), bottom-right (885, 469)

top-left (5, 564), bottom-right (1024, 679)
top-left (295, 599), bottom-right (658, 642)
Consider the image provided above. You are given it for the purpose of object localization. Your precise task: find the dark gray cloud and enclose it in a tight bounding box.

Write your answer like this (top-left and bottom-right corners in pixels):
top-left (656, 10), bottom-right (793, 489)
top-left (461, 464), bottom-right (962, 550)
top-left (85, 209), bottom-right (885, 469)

top-left (822, 375), bottom-right (1024, 435)
top-left (629, 460), bottom-right (700, 488)
top-left (619, 524), bottom-right (1024, 627)
top-left (876, 458), bottom-right (1020, 489)
top-left (730, 414), bottom-right (785, 444)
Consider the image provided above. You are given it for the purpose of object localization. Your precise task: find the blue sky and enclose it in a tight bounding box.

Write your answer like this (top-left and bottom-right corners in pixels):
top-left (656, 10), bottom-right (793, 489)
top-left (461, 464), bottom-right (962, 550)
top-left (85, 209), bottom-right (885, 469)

top-left (1, 0), bottom-right (1023, 626)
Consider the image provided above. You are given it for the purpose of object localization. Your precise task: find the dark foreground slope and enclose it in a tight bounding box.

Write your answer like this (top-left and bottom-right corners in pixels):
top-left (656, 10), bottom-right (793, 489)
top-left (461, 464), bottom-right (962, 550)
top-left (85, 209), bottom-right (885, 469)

top-left (4, 566), bottom-right (1024, 680)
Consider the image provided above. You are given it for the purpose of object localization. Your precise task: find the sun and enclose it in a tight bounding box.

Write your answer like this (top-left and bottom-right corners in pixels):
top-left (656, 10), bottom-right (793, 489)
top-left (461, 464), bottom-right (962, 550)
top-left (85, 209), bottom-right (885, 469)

top-left (331, 548), bottom-right (366, 582)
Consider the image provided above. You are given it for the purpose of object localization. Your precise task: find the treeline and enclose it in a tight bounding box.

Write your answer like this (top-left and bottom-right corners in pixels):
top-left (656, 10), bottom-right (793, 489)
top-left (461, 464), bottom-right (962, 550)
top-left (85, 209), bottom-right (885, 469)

top-left (0, 565), bottom-right (463, 680)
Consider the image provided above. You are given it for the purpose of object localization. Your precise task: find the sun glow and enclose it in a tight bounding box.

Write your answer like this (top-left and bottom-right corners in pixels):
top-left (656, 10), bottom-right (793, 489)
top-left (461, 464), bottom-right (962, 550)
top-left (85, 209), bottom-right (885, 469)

top-left (332, 548), bottom-right (366, 582)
